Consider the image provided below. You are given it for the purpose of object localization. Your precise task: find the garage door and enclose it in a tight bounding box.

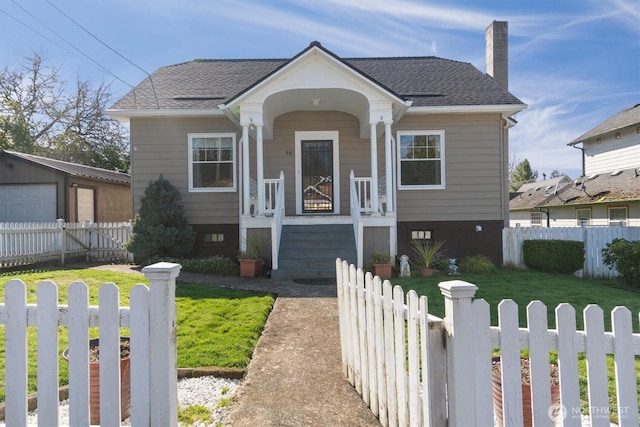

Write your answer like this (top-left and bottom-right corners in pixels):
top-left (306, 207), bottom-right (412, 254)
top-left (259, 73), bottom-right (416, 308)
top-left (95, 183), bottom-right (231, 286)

top-left (0, 184), bottom-right (57, 222)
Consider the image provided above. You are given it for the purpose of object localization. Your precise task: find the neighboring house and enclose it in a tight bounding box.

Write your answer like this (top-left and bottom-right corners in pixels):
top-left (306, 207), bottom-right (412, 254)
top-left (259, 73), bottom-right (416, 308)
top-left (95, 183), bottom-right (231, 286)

top-left (107, 21), bottom-right (526, 278)
top-left (509, 104), bottom-right (640, 227)
top-left (0, 150), bottom-right (131, 223)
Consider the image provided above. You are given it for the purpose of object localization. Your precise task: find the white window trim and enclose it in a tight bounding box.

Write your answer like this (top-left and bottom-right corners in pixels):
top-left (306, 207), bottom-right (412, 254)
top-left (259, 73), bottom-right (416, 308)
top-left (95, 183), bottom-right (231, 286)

top-left (576, 208), bottom-right (591, 226)
top-left (188, 132), bottom-right (237, 192)
top-left (396, 130), bottom-right (446, 190)
top-left (608, 206), bottom-right (627, 226)
top-left (530, 211), bottom-right (543, 227)
top-left (294, 131), bottom-right (340, 215)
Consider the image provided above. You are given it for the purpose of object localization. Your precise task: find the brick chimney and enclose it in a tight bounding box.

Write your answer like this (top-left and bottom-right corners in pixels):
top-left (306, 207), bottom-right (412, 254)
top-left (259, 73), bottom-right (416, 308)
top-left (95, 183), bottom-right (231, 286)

top-left (486, 21), bottom-right (508, 90)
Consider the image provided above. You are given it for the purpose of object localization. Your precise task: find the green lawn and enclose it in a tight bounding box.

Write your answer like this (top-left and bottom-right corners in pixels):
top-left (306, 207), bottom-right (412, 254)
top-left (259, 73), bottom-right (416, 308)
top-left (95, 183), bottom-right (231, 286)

top-left (392, 268), bottom-right (640, 332)
top-left (0, 269), bottom-right (274, 402)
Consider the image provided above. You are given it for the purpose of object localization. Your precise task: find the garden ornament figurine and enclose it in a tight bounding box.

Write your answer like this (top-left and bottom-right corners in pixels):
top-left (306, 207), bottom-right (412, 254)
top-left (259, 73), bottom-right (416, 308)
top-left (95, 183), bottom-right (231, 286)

top-left (448, 258), bottom-right (459, 276)
top-left (399, 254), bottom-right (411, 278)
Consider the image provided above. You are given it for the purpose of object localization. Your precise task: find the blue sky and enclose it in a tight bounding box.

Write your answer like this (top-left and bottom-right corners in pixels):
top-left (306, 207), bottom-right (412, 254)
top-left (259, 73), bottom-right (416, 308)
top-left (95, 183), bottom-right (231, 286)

top-left (1, 0), bottom-right (639, 179)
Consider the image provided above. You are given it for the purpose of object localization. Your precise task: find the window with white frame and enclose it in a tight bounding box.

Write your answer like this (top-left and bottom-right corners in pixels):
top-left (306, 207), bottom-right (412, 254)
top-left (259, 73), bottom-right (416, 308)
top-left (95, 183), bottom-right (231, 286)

top-left (397, 130), bottom-right (445, 189)
top-left (188, 133), bottom-right (236, 192)
top-left (530, 211), bottom-right (542, 226)
top-left (608, 207), bottom-right (627, 226)
top-left (576, 208), bottom-right (591, 226)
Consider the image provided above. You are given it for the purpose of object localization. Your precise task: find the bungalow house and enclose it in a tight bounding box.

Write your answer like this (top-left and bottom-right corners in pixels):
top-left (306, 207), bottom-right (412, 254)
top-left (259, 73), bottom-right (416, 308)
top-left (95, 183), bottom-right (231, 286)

top-left (107, 21), bottom-right (526, 278)
top-left (509, 103), bottom-right (640, 227)
top-left (0, 150), bottom-right (131, 223)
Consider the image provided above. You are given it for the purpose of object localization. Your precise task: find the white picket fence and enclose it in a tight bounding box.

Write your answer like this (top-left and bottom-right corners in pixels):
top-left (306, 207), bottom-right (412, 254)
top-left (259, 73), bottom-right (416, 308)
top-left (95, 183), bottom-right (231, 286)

top-left (0, 220), bottom-right (132, 268)
top-left (336, 259), bottom-right (640, 427)
top-left (503, 225), bottom-right (640, 279)
top-left (0, 262), bottom-right (181, 426)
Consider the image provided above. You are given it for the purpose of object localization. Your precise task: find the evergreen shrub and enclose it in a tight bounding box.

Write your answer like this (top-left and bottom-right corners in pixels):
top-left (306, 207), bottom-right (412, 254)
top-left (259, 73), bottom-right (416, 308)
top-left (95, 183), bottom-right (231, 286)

top-left (602, 238), bottom-right (640, 287)
top-left (523, 239), bottom-right (584, 274)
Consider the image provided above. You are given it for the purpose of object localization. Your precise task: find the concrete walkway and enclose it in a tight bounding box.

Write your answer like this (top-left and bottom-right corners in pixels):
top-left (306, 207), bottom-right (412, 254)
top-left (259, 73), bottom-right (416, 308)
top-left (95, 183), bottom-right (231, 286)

top-left (177, 272), bottom-right (381, 426)
top-left (89, 265), bottom-right (380, 426)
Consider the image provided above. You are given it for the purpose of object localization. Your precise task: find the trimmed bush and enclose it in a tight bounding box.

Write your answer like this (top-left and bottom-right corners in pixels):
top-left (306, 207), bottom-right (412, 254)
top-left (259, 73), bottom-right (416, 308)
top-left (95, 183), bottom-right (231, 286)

top-left (523, 239), bottom-right (584, 274)
top-left (127, 175), bottom-right (195, 262)
top-left (148, 256), bottom-right (239, 276)
top-left (602, 238), bottom-right (640, 287)
top-left (459, 255), bottom-right (496, 274)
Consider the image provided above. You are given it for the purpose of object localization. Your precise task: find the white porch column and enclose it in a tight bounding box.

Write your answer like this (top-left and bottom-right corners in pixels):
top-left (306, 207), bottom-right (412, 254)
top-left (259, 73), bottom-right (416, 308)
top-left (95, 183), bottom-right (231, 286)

top-left (256, 125), bottom-right (265, 215)
top-left (242, 124), bottom-right (250, 215)
top-left (370, 122), bottom-right (379, 214)
top-left (384, 121), bottom-right (393, 213)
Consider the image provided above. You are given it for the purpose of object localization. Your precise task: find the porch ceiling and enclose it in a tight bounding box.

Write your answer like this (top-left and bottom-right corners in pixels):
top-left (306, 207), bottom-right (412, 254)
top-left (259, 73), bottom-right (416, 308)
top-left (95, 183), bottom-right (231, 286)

top-left (264, 88), bottom-right (368, 128)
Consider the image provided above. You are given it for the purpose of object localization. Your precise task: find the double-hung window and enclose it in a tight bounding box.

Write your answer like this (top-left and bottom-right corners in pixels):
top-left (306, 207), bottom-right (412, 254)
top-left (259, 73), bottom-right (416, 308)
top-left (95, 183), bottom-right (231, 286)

top-left (608, 207), bottom-right (627, 226)
top-left (397, 130), bottom-right (445, 189)
top-left (188, 133), bottom-right (236, 192)
top-left (576, 208), bottom-right (591, 226)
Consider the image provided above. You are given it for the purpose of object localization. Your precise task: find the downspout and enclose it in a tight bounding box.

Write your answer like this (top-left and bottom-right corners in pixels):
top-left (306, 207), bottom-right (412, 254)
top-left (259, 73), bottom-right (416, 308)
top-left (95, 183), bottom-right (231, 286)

top-left (570, 144), bottom-right (585, 176)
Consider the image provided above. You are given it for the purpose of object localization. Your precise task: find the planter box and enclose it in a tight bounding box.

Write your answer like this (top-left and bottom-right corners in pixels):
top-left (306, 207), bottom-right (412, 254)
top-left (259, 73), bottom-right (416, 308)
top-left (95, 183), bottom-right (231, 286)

top-left (239, 259), bottom-right (261, 277)
top-left (374, 263), bottom-right (393, 280)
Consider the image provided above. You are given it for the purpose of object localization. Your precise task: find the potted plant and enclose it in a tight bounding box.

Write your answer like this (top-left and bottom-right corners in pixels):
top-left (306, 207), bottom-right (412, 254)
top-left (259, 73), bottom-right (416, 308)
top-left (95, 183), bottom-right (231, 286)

top-left (238, 236), bottom-right (263, 277)
top-left (370, 251), bottom-right (393, 279)
top-left (492, 357), bottom-right (560, 427)
top-left (63, 337), bottom-right (131, 425)
top-left (410, 239), bottom-right (445, 277)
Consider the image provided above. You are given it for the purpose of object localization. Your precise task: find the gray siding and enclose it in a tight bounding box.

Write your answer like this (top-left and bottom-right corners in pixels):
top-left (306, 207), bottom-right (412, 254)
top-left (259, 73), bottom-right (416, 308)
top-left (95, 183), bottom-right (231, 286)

top-left (395, 113), bottom-right (506, 222)
top-left (130, 116), bottom-right (240, 224)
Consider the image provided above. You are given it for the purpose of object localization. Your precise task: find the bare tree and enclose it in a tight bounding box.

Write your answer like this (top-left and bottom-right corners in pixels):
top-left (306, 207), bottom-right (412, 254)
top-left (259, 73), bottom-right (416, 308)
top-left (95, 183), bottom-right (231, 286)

top-left (0, 52), bottom-right (129, 171)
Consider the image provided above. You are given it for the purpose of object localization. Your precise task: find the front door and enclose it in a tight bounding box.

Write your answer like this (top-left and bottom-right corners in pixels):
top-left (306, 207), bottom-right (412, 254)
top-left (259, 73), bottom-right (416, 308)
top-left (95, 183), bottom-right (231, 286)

top-left (295, 131), bottom-right (340, 215)
top-left (302, 140), bottom-right (333, 213)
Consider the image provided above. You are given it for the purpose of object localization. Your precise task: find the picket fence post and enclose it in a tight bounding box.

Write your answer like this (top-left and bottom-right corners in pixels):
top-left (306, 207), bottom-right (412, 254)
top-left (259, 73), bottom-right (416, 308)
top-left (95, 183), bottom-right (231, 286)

top-left (57, 219), bottom-right (65, 265)
top-left (143, 262), bottom-right (182, 427)
top-left (439, 280), bottom-right (478, 427)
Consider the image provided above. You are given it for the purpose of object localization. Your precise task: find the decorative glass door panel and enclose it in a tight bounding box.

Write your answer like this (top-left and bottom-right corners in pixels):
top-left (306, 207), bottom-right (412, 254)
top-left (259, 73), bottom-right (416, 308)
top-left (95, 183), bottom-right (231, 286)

top-left (301, 140), bottom-right (333, 213)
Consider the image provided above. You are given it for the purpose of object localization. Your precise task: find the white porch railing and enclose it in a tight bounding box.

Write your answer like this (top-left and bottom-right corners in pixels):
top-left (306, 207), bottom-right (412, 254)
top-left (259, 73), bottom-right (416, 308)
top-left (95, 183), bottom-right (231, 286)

top-left (249, 177), bottom-right (282, 216)
top-left (270, 172), bottom-right (285, 271)
top-left (0, 262), bottom-right (181, 426)
top-left (349, 172), bottom-right (364, 268)
top-left (337, 258), bottom-right (640, 427)
top-left (351, 174), bottom-right (387, 215)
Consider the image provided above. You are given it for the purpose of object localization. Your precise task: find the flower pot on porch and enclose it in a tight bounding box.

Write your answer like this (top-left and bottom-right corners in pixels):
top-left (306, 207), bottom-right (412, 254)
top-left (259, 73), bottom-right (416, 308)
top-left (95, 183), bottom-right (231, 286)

top-left (239, 259), bottom-right (261, 277)
top-left (491, 357), bottom-right (560, 427)
top-left (63, 337), bottom-right (131, 425)
top-left (373, 263), bottom-right (393, 280)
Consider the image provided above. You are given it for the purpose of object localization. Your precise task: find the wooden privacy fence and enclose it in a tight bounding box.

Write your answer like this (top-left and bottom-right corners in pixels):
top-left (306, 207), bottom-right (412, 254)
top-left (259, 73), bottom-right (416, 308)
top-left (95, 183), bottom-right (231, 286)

top-left (336, 258), bottom-right (640, 427)
top-left (0, 220), bottom-right (132, 268)
top-left (502, 225), bottom-right (640, 279)
top-left (0, 262), bottom-right (181, 426)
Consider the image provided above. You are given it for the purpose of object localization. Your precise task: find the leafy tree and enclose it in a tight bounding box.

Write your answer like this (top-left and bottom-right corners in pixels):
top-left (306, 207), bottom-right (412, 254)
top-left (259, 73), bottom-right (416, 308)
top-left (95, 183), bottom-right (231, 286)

top-left (509, 159), bottom-right (538, 191)
top-left (549, 169), bottom-right (563, 178)
top-left (0, 52), bottom-right (129, 171)
top-left (127, 176), bottom-right (195, 261)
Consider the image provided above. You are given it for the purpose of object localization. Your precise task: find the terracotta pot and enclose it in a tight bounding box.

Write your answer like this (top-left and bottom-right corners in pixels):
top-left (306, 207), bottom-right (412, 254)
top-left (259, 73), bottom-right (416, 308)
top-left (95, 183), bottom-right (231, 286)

top-left (239, 259), bottom-right (261, 277)
top-left (374, 263), bottom-right (392, 280)
top-left (492, 357), bottom-right (560, 427)
top-left (63, 337), bottom-right (131, 425)
top-left (420, 267), bottom-right (435, 277)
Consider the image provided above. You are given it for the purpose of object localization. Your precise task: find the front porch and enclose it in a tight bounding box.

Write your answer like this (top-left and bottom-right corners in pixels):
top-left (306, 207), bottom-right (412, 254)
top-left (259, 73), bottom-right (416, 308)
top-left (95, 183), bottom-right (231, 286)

top-left (240, 170), bottom-right (397, 277)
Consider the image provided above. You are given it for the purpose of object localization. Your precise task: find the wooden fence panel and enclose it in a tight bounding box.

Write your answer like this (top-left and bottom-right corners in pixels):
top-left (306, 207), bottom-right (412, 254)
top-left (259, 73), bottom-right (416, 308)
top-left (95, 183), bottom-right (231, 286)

top-left (68, 281), bottom-right (90, 425)
top-left (337, 258), bottom-right (640, 427)
top-left (98, 284), bottom-right (122, 425)
top-left (526, 301), bottom-right (553, 427)
top-left (0, 221), bottom-right (131, 267)
top-left (5, 279), bottom-right (28, 426)
top-left (37, 281), bottom-right (60, 424)
top-left (503, 225), bottom-right (640, 279)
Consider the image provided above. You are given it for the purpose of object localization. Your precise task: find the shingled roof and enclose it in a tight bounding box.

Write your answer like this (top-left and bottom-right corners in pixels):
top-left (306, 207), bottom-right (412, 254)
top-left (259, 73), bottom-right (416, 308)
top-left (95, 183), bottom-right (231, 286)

top-left (1, 150), bottom-right (130, 184)
top-left (569, 103), bottom-right (640, 145)
top-left (510, 168), bottom-right (640, 210)
top-left (110, 45), bottom-right (523, 112)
